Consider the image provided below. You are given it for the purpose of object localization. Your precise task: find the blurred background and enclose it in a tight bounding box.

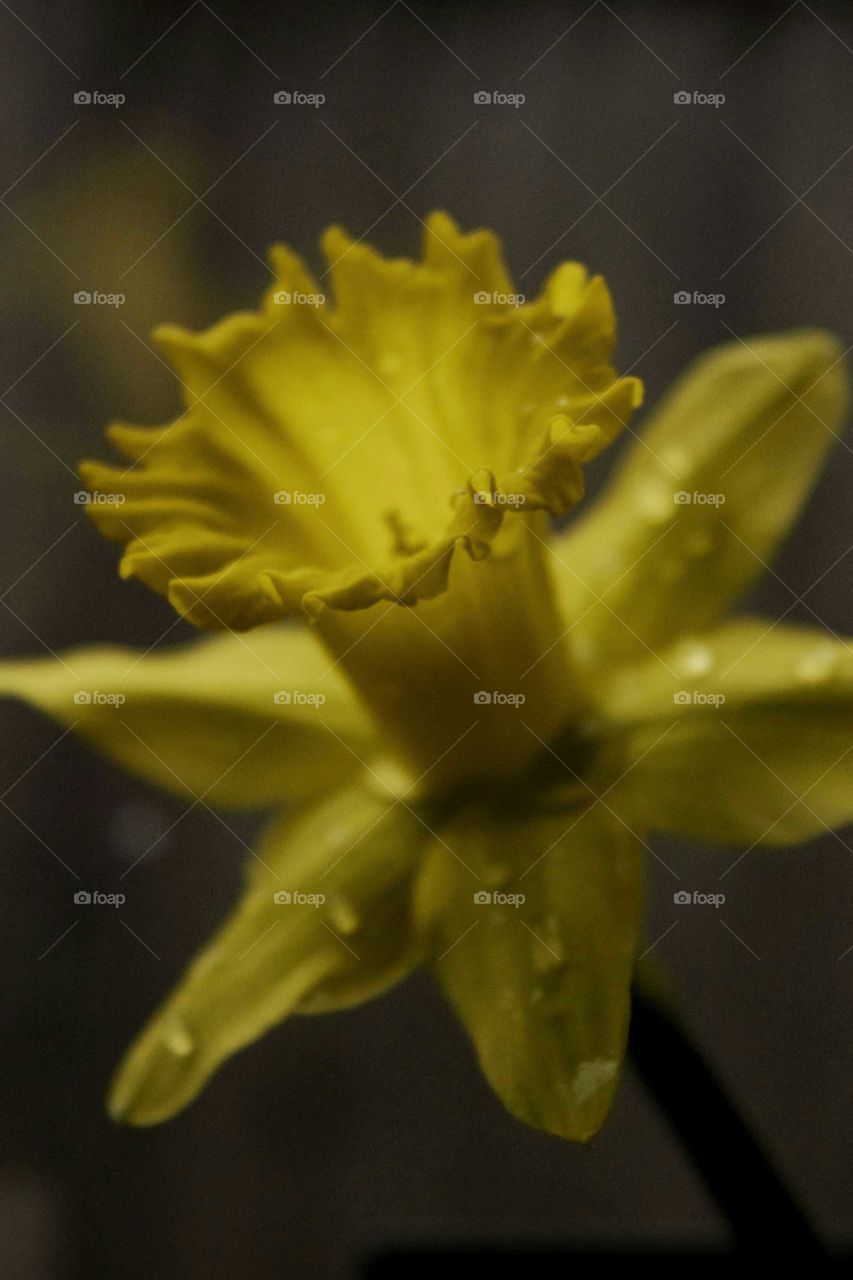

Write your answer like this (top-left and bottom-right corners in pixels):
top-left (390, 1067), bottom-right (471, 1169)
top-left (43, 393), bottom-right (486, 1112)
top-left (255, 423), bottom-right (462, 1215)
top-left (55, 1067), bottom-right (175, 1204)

top-left (1, 0), bottom-right (852, 1274)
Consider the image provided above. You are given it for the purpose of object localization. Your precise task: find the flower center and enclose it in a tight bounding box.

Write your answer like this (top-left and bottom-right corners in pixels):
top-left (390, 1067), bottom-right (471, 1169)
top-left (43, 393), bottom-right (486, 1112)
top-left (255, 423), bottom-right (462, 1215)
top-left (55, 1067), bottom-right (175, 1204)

top-left (313, 516), bottom-right (592, 795)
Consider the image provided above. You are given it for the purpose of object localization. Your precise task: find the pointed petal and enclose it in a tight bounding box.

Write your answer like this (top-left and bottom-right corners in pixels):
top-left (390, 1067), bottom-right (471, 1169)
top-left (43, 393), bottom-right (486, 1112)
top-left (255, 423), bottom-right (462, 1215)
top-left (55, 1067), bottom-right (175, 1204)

top-left (597, 620), bottom-right (853, 844)
top-left (109, 785), bottom-right (425, 1125)
top-left (554, 331), bottom-right (849, 668)
top-left (0, 625), bottom-right (374, 807)
top-left (418, 805), bottom-right (644, 1142)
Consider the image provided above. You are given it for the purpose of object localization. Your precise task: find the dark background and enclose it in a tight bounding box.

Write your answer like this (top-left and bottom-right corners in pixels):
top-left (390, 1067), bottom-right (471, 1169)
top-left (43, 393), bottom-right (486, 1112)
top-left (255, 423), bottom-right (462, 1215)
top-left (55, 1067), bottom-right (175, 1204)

top-left (1, 1), bottom-right (852, 1275)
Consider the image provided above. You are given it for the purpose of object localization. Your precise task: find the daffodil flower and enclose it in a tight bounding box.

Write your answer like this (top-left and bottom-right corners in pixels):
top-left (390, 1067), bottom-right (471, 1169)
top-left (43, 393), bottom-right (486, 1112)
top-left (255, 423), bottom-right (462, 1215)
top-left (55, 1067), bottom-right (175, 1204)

top-left (4, 214), bottom-right (850, 1141)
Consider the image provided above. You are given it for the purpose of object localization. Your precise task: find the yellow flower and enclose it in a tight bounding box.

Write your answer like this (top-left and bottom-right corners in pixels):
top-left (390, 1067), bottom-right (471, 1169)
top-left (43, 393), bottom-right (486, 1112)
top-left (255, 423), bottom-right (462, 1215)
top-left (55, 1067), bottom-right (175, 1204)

top-left (3, 214), bottom-right (850, 1141)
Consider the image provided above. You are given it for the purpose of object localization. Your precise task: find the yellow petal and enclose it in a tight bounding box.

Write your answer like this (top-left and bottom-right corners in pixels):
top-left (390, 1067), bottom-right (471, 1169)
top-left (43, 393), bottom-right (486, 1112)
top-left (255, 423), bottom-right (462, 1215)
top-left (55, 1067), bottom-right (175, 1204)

top-left (0, 625), bottom-right (374, 807)
top-left (417, 804), bottom-right (644, 1142)
top-left (109, 785), bottom-right (425, 1125)
top-left (554, 330), bottom-right (848, 669)
top-left (80, 213), bottom-right (640, 630)
top-left (597, 620), bottom-right (853, 844)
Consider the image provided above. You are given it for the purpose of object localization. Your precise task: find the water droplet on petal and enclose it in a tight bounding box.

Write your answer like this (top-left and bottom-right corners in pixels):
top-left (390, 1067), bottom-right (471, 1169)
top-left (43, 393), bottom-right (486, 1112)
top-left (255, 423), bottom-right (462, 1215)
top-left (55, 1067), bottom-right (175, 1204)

top-left (635, 482), bottom-right (673, 525)
top-left (327, 896), bottom-right (360, 936)
top-left (162, 1018), bottom-right (194, 1058)
top-left (573, 1058), bottom-right (618, 1105)
top-left (676, 640), bottom-right (713, 678)
top-left (796, 643), bottom-right (839, 685)
top-left (532, 915), bottom-right (565, 973)
top-left (659, 446), bottom-right (691, 476)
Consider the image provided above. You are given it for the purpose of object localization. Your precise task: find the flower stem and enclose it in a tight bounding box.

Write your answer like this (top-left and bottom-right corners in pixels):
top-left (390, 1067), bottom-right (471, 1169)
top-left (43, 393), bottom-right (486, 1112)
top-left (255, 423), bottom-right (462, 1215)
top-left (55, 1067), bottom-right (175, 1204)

top-left (629, 982), bottom-right (824, 1255)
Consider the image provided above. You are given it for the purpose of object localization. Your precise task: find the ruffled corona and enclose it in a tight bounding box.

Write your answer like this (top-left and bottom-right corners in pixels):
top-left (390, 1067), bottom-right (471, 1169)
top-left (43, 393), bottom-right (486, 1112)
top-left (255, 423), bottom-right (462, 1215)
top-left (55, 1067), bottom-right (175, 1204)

top-left (79, 213), bottom-right (641, 630)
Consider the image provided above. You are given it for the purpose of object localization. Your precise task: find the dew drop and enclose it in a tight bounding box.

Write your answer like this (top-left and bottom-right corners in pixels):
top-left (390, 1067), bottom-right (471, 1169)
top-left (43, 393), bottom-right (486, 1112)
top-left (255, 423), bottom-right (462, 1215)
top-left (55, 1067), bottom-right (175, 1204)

top-left (676, 640), bottom-right (713, 678)
top-left (162, 1018), bottom-right (194, 1058)
top-left (328, 896), bottom-right (360, 936)
top-left (659, 445), bottom-right (691, 476)
top-left (573, 1058), bottom-right (618, 1105)
top-left (796, 643), bottom-right (839, 685)
top-left (635, 481), bottom-right (673, 525)
top-left (532, 915), bottom-right (565, 973)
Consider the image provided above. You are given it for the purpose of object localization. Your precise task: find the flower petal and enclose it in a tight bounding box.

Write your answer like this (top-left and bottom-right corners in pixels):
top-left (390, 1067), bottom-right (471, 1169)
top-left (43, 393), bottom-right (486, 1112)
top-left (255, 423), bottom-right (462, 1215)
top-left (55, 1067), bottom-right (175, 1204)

top-left (554, 331), bottom-right (849, 669)
top-left (109, 785), bottom-right (425, 1125)
top-left (80, 213), bottom-right (640, 629)
top-left (596, 620), bottom-right (853, 844)
top-left (0, 625), bottom-right (374, 808)
top-left (417, 804), bottom-right (644, 1142)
